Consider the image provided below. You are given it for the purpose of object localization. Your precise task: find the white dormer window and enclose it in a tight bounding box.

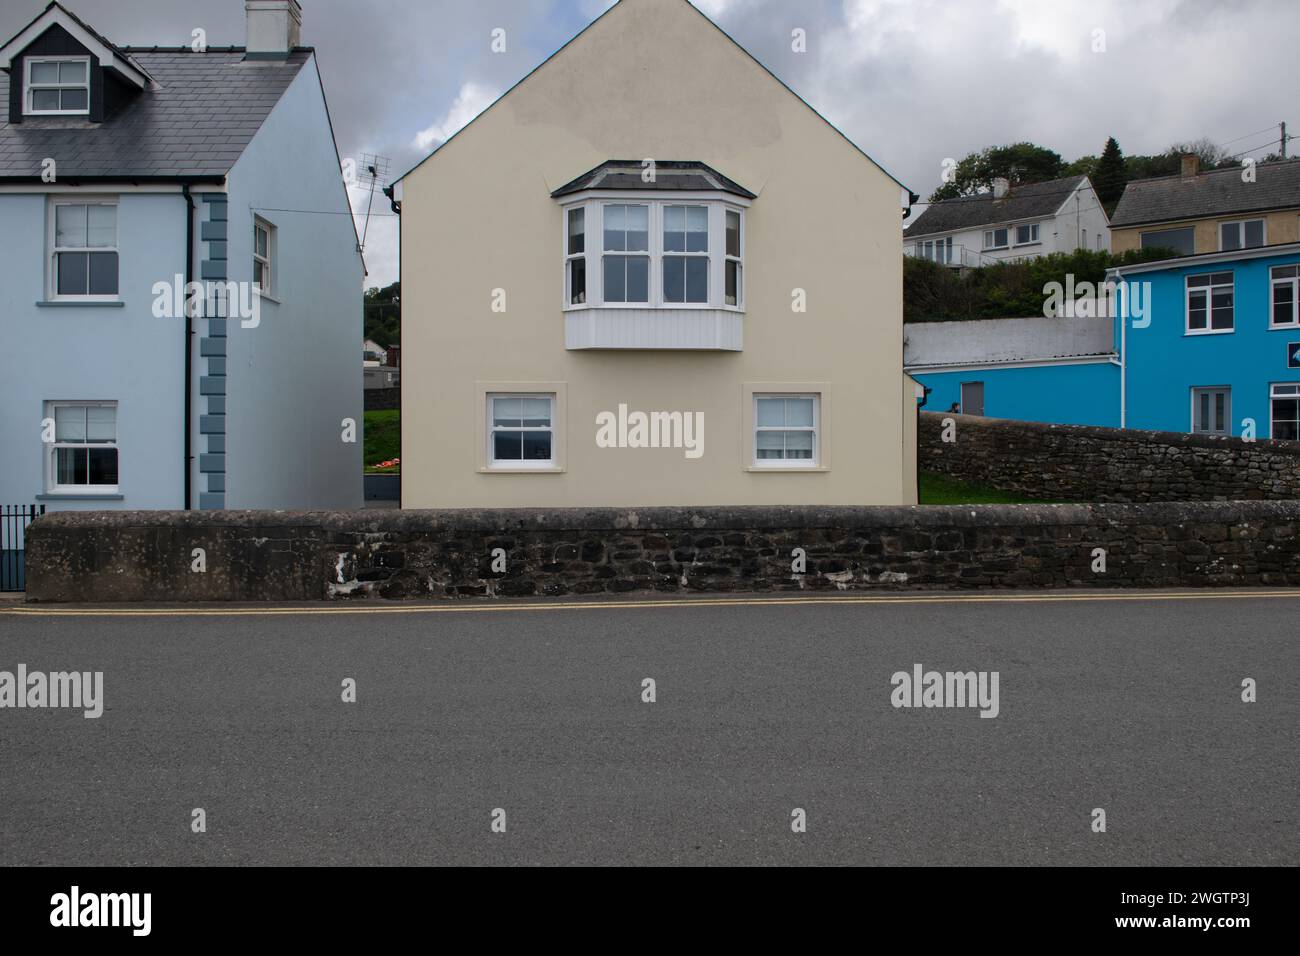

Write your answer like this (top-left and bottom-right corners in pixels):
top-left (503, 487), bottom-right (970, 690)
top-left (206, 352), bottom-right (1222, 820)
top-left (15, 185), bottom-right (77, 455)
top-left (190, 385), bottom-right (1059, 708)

top-left (26, 57), bottom-right (90, 115)
top-left (562, 199), bottom-right (745, 310)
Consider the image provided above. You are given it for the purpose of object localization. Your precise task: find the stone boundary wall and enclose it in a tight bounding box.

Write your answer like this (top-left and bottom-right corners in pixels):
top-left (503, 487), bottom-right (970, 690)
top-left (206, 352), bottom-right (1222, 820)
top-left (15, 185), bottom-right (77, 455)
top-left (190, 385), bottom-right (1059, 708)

top-left (919, 412), bottom-right (1300, 502)
top-left (25, 503), bottom-right (1300, 602)
top-left (364, 387), bottom-right (400, 411)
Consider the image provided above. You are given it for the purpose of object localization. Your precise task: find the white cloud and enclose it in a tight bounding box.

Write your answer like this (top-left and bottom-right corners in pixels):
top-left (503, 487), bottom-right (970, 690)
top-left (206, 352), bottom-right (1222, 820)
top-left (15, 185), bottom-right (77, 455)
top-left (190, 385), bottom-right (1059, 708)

top-left (412, 81), bottom-right (501, 152)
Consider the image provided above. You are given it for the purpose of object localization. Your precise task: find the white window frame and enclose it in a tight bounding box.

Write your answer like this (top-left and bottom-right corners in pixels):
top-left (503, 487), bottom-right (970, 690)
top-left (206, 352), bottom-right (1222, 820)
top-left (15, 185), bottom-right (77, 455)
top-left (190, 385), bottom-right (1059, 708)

top-left (752, 393), bottom-right (820, 469)
top-left (45, 401), bottom-right (119, 494)
top-left (559, 197), bottom-right (747, 312)
top-left (1270, 383), bottom-right (1300, 440)
top-left (1190, 386), bottom-right (1231, 436)
top-left (1269, 264), bottom-right (1300, 329)
top-left (565, 206), bottom-right (586, 306)
top-left (25, 55), bottom-right (90, 116)
top-left (1013, 222), bottom-right (1040, 246)
top-left (661, 203), bottom-right (710, 305)
top-left (1185, 271), bottom-right (1234, 335)
top-left (253, 217), bottom-right (275, 298)
top-left (983, 227), bottom-right (1009, 251)
top-left (1218, 218), bottom-right (1266, 252)
top-left (724, 208), bottom-right (744, 306)
top-left (48, 197), bottom-right (118, 301)
top-left (486, 393), bottom-right (557, 470)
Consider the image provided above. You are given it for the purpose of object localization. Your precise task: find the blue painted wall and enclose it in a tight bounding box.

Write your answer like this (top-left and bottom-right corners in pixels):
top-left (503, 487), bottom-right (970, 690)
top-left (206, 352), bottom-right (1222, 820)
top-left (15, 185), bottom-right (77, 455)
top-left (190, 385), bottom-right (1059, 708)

top-left (0, 57), bottom-right (362, 514)
top-left (0, 192), bottom-right (187, 512)
top-left (912, 361), bottom-right (1120, 426)
top-left (1120, 250), bottom-right (1300, 438)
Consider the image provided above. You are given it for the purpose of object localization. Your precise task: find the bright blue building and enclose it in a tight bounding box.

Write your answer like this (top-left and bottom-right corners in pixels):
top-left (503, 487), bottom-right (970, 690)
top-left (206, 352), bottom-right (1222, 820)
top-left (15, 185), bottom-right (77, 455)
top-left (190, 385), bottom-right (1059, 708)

top-left (1112, 243), bottom-right (1300, 439)
top-left (906, 242), bottom-right (1300, 439)
top-left (905, 314), bottom-right (1121, 427)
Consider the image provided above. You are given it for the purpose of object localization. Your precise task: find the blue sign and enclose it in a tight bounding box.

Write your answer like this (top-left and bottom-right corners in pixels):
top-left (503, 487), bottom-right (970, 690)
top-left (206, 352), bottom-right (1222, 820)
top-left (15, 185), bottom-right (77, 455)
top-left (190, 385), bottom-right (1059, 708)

top-left (1290, 343), bottom-right (1300, 369)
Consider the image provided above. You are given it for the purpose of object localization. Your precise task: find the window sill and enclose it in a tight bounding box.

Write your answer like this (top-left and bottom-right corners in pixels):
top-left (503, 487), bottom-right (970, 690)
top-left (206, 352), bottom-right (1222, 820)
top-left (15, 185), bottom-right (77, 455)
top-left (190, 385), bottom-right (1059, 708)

top-left (36, 300), bottom-right (125, 308)
top-left (478, 466), bottom-right (565, 475)
top-left (1184, 328), bottom-right (1235, 336)
top-left (255, 291), bottom-right (282, 305)
top-left (37, 492), bottom-right (125, 501)
top-left (746, 465), bottom-right (828, 474)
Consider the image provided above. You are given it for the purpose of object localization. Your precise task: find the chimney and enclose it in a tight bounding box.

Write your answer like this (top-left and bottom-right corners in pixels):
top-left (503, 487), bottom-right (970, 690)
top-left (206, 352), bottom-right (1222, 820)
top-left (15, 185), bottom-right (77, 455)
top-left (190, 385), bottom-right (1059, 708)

top-left (245, 0), bottom-right (302, 59)
top-left (1180, 153), bottom-right (1200, 179)
top-left (992, 177), bottom-right (1010, 199)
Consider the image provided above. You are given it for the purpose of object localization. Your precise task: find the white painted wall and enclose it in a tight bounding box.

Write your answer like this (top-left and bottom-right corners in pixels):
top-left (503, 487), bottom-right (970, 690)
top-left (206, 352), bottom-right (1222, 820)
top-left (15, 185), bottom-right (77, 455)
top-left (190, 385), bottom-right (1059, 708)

top-left (904, 315), bottom-right (1115, 368)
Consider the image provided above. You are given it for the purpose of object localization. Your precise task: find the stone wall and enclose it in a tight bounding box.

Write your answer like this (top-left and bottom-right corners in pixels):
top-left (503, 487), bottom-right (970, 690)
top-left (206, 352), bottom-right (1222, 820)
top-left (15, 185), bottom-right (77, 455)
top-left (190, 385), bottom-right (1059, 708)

top-left (364, 387), bottom-right (400, 411)
top-left (25, 502), bottom-right (1300, 602)
top-left (919, 412), bottom-right (1300, 502)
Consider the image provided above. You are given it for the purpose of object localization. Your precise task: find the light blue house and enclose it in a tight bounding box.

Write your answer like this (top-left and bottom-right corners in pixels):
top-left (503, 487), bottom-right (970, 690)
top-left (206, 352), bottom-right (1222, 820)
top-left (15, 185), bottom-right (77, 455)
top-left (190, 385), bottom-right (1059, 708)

top-left (907, 242), bottom-right (1300, 440)
top-left (1112, 242), bottom-right (1300, 439)
top-left (0, 0), bottom-right (362, 515)
top-left (905, 315), bottom-right (1120, 426)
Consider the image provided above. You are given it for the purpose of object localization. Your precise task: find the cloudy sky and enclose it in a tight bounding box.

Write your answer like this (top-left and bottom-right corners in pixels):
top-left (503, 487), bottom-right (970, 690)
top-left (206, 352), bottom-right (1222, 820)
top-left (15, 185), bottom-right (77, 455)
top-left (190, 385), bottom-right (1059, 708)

top-left (3, 0), bottom-right (1293, 289)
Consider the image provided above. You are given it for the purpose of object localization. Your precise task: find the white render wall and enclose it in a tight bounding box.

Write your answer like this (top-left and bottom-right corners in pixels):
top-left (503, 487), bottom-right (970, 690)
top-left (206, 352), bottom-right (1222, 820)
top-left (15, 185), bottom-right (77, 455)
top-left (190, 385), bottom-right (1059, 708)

top-left (904, 315), bottom-right (1116, 367)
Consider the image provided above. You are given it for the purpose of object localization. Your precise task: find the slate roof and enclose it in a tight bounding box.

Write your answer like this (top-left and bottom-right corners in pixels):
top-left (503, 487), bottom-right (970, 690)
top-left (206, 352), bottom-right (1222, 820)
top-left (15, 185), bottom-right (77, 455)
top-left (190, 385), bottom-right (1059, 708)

top-left (551, 160), bottom-right (756, 199)
top-left (0, 47), bottom-right (310, 181)
top-left (1110, 160), bottom-right (1300, 227)
top-left (904, 176), bottom-right (1087, 238)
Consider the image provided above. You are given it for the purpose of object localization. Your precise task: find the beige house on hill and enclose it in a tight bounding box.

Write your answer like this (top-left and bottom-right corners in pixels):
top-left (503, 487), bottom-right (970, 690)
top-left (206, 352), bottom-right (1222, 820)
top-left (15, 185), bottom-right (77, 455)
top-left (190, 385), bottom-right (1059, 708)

top-left (393, 0), bottom-right (918, 508)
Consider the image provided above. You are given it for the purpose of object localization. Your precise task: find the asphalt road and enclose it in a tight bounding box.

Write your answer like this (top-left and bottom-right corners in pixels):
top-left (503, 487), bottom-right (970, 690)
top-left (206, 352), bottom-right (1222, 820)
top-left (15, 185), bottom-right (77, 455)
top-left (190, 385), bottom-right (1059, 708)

top-left (0, 590), bottom-right (1296, 866)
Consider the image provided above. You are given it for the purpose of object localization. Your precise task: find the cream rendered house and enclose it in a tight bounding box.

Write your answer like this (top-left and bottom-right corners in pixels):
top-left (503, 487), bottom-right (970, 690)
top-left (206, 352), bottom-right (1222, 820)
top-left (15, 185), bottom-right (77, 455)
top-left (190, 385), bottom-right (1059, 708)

top-left (394, 0), bottom-right (917, 508)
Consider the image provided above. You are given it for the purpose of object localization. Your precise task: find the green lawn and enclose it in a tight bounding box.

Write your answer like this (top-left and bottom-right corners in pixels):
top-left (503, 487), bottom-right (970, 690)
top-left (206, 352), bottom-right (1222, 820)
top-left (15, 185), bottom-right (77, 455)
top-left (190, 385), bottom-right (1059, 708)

top-left (918, 470), bottom-right (1038, 505)
top-left (364, 409), bottom-right (400, 473)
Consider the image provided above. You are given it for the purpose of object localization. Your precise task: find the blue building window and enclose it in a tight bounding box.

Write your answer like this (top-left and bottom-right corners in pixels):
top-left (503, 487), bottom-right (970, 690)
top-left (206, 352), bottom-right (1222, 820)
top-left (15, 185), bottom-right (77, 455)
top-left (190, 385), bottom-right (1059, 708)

top-left (1271, 384), bottom-right (1300, 441)
top-left (1186, 272), bottom-right (1233, 334)
top-left (1272, 266), bottom-right (1299, 328)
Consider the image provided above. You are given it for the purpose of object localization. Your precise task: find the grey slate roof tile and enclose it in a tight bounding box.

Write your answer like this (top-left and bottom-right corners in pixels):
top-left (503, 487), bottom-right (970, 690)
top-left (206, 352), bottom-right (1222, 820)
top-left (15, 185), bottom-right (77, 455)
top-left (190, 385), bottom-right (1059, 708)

top-left (904, 176), bottom-right (1087, 238)
top-left (0, 48), bottom-right (309, 179)
top-left (1110, 160), bottom-right (1300, 227)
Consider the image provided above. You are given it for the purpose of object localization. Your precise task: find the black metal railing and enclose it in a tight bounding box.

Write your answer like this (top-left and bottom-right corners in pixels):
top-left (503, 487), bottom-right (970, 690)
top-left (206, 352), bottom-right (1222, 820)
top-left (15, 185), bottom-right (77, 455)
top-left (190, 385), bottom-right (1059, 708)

top-left (1, 504), bottom-right (45, 592)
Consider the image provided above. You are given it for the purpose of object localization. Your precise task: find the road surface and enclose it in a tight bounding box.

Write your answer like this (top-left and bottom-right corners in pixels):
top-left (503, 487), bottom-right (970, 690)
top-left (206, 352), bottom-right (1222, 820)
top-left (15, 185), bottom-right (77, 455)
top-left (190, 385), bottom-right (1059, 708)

top-left (0, 590), bottom-right (1295, 866)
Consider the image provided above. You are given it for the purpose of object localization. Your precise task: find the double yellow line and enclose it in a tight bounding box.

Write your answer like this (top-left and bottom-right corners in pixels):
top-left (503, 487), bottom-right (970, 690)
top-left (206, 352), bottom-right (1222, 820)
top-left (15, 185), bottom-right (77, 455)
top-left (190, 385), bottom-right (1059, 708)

top-left (4, 589), bottom-right (1300, 617)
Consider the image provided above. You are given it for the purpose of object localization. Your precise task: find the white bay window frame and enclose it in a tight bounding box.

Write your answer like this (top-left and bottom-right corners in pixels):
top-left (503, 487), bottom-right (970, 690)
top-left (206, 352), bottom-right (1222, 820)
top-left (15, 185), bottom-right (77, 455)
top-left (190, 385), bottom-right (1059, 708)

top-left (559, 191), bottom-right (748, 312)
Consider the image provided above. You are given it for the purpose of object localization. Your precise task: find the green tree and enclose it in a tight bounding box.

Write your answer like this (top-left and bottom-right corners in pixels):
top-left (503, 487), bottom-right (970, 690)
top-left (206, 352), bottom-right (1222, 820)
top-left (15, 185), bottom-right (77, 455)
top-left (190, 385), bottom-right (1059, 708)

top-left (928, 142), bottom-right (1065, 202)
top-left (1093, 136), bottom-right (1126, 211)
top-left (363, 281), bottom-right (401, 348)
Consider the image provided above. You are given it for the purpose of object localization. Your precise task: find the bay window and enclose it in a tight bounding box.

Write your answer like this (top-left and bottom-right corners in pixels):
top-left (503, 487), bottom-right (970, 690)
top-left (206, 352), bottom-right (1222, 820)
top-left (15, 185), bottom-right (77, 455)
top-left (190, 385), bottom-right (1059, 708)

top-left (562, 199), bottom-right (746, 310)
